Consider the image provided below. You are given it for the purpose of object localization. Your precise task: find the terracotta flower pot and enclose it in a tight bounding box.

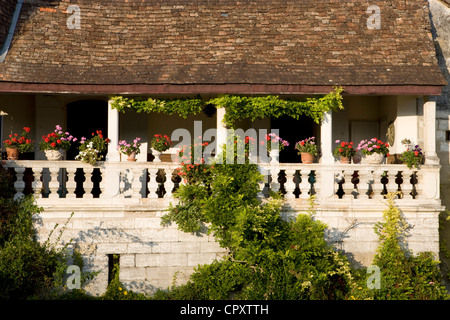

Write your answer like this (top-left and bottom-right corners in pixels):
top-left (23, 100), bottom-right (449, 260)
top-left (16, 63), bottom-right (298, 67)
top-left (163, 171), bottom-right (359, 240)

top-left (6, 147), bottom-right (19, 160)
top-left (340, 156), bottom-right (351, 164)
top-left (127, 152), bottom-right (137, 161)
top-left (301, 152), bottom-right (314, 164)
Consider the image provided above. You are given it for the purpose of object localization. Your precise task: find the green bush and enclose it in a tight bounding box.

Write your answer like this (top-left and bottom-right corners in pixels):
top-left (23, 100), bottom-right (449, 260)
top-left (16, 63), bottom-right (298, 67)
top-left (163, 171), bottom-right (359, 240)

top-left (349, 193), bottom-right (448, 300)
top-left (160, 140), bottom-right (356, 299)
top-left (0, 195), bottom-right (70, 299)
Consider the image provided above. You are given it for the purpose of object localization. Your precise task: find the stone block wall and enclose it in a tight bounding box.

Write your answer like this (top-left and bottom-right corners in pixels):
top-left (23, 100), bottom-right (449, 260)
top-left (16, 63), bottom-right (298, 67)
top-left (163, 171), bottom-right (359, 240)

top-left (34, 198), bottom-right (442, 296)
top-left (34, 202), bottom-right (226, 296)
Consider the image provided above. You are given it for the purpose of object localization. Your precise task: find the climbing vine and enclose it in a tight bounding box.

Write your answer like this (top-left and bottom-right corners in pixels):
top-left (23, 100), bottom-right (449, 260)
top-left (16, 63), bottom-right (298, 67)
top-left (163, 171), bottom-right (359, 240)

top-left (110, 87), bottom-right (344, 128)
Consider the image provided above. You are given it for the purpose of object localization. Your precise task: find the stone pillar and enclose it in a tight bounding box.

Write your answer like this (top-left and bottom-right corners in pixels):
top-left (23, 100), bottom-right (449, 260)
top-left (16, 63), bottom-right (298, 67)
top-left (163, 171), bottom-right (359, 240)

top-left (104, 98), bottom-right (120, 198)
top-left (319, 110), bottom-right (335, 200)
top-left (320, 110), bottom-right (334, 164)
top-left (106, 98), bottom-right (120, 162)
top-left (216, 107), bottom-right (227, 158)
top-left (424, 98), bottom-right (440, 165)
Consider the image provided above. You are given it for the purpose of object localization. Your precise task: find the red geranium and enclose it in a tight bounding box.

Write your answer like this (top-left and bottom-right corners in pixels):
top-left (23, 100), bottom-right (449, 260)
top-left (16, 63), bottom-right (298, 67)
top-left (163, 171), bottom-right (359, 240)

top-left (2, 126), bottom-right (35, 153)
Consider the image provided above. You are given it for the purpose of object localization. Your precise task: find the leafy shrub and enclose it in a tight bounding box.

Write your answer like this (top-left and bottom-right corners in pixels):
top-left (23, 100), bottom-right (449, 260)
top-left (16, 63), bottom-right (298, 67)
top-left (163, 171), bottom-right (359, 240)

top-left (161, 140), bottom-right (356, 300)
top-left (348, 193), bottom-right (448, 300)
top-left (0, 195), bottom-right (71, 299)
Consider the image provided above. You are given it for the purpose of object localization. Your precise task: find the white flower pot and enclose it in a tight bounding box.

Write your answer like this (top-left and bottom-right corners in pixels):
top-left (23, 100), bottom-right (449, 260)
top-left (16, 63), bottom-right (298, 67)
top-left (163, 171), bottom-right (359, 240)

top-left (152, 149), bottom-right (162, 162)
top-left (364, 153), bottom-right (384, 164)
top-left (45, 149), bottom-right (64, 161)
top-left (269, 149), bottom-right (279, 164)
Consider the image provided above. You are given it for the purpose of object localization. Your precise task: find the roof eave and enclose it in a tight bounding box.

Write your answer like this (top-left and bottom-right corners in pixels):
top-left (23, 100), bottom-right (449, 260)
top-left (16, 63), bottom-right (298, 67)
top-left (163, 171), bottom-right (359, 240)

top-left (0, 82), bottom-right (445, 96)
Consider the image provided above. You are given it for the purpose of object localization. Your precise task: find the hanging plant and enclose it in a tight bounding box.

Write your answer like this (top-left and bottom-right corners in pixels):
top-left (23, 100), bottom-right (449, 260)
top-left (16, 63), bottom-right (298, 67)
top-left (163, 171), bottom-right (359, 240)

top-left (110, 87), bottom-right (344, 128)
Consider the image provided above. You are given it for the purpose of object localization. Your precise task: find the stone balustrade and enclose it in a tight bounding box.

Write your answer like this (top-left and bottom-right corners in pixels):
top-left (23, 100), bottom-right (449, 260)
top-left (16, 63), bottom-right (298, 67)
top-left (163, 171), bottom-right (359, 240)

top-left (3, 160), bottom-right (441, 205)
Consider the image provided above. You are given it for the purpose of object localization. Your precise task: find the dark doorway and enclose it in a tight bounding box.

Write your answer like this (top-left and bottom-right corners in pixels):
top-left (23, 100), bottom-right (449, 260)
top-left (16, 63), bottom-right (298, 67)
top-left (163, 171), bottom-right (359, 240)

top-left (271, 116), bottom-right (315, 163)
top-left (66, 99), bottom-right (108, 160)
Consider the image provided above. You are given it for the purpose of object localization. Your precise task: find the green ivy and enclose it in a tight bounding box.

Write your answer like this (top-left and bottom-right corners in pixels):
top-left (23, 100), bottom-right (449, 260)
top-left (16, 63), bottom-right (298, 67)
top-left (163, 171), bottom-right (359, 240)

top-left (110, 87), bottom-right (344, 129)
top-left (110, 96), bottom-right (205, 119)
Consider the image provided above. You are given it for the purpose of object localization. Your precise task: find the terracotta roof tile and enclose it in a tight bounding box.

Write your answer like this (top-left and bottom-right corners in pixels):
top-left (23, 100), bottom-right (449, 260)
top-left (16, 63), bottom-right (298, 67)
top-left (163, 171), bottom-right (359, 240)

top-left (0, 0), bottom-right (446, 89)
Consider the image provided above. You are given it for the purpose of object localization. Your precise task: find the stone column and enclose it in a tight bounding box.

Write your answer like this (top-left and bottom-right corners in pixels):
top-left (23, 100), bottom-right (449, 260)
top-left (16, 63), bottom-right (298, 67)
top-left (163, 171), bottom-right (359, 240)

top-left (216, 107), bottom-right (227, 158)
top-left (319, 110), bottom-right (335, 200)
top-left (320, 110), bottom-right (334, 164)
top-left (104, 98), bottom-right (120, 198)
top-left (424, 98), bottom-right (440, 165)
top-left (106, 98), bottom-right (120, 162)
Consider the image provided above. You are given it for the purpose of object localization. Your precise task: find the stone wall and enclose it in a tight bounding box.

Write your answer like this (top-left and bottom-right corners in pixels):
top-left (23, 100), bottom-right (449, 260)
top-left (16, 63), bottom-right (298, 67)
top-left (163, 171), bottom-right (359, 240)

top-left (34, 197), bottom-right (442, 296)
top-left (35, 200), bottom-right (226, 296)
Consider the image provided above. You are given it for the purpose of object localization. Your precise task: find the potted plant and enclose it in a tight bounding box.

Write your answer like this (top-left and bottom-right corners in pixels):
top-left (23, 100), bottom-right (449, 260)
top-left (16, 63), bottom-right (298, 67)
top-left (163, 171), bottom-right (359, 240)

top-left (295, 137), bottom-right (318, 164)
top-left (399, 139), bottom-right (424, 169)
top-left (260, 133), bottom-right (289, 164)
top-left (117, 137), bottom-right (141, 161)
top-left (150, 134), bottom-right (172, 162)
top-left (356, 138), bottom-right (390, 164)
top-left (3, 126), bottom-right (34, 160)
top-left (38, 125), bottom-right (76, 160)
top-left (75, 130), bottom-right (110, 165)
top-left (333, 140), bottom-right (356, 164)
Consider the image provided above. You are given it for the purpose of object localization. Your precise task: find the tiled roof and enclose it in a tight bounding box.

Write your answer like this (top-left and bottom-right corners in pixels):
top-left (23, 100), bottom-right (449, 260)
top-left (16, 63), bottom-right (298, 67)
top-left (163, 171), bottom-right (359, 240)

top-left (0, 0), bottom-right (16, 47)
top-left (0, 0), bottom-right (446, 93)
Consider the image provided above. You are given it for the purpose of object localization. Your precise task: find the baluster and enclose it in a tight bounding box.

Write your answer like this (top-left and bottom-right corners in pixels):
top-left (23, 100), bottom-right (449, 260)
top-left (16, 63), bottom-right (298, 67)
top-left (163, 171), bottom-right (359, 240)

top-left (299, 169), bottom-right (311, 199)
top-left (311, 170), bottom-right (319, 198)
top-left (48, 167), bottom-right (60, 199)
top-left (118, 169), bottom-right (127, 198)
top-left (400, 169), bottom-right (413, 199)
top-left (334, 171), bottom-right (344, 199)
top-left (65, 167), bottom-right (77, 199)
top-left (164, 169), bottom-right (176, 198)
top-left (342, 170), bottom-right (355, 200)
top-left (372, 169), bottom-right (384, 200)
top-left (284, 169), bottom-right (296, 199)
top-left (83, 168), bottom-right (94, 199)
top-left (357, 170), bottom-right (371, 199)
top-left (385, 170), bottom-right (398, 196)
top-left (414, 170), bottom-right (423, 200)
top-left (270, 167), bottom-right (280, 194)
top-left (257, 166), bottom-right (268, 199)
top-left (147, 168), bottom-right (159, 199)
top-left (13, 167), bottom-right (26, 199)
top-left (31, 166), bottom-right (43, 199)
top-left (131, 167), bottom-right (144, 198)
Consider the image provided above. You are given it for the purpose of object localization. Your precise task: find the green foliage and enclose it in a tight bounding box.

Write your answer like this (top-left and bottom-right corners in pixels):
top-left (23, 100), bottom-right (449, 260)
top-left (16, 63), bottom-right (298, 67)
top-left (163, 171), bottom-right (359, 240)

top-left (76, 130), bottom-right (110, 165)
top-left (0, 164), bottom-right (100, 300)
top-left (160, 139), bottom-right (355, 300)
top-left (110, 87), bottom-right (344, 129)
top-left (0, 195), bottom-right (71, 299)
top-left (349, 193), bottom-right (448, 300)
top-left (400, 145), bottom-right (425, 169)
top-left (110, 96), bottom-right (205, 119)
top-left (210, 87), bottom-right (344, 128)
